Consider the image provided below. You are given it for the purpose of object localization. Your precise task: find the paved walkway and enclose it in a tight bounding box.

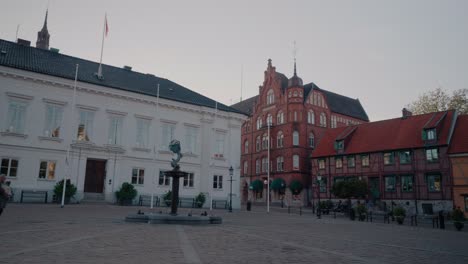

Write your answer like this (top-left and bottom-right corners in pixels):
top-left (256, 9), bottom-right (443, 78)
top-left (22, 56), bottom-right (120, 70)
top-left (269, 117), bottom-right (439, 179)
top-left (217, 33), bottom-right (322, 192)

top-left (1, 203), bottom-right (467, 264)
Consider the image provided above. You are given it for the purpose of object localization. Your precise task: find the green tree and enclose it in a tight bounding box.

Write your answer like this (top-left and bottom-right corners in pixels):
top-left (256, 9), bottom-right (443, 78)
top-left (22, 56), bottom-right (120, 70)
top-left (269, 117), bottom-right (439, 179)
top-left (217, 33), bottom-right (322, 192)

top-left (407, 88), bottom-right (468, 114)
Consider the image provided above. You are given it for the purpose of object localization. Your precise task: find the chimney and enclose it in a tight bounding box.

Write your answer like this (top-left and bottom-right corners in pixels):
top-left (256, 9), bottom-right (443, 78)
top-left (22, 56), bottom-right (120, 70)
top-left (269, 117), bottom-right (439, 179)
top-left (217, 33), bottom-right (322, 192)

top-left (17, 38), bottom-right (31, 46)
top-left (123, 65), bottom-right (132, 71)
top-left (402, 108), bottom-right (413, 119)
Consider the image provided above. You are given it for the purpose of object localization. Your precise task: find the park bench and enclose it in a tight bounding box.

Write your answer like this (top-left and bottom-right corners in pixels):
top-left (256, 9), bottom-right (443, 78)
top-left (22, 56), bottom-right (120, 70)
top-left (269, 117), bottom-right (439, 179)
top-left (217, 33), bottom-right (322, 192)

top-left (212, 199), bottom-right (228, 209)
top-left (179, 197), bottom-right (195, 208)
top-left (138, 195), bottom-right (160, 207)
top-left (20, 190), bottom-right (48, 203)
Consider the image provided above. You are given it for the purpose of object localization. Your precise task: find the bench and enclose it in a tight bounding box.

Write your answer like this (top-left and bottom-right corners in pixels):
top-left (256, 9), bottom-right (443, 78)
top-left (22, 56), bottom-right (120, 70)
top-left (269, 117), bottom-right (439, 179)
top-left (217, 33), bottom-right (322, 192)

top-left (20, 190), bottom-right (48, 203)
top-left (212, 199), bottom-right (228, 209)
top-left (138, 195), bottom-right (160, 207)
top-left (179, 197), bottom-right (195, 208)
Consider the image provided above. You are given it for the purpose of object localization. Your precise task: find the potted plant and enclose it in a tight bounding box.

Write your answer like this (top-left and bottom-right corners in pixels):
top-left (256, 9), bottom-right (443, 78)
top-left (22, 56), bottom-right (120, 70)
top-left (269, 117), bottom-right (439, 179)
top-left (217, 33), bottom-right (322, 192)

top-left (54, 179), bottom-right (77, 204)
top-left (163, 190), bottom-right (172, 206)
top-left (452, 207), bottom-right (466, 231)
top-left (195, 192), bottom-right (206, 208)
top-left (356, 203), bottom-right (367, 221)
top-left (393, 206), bottom-right (406, 225)
top-left (115, 182), bottom-right (137, 206)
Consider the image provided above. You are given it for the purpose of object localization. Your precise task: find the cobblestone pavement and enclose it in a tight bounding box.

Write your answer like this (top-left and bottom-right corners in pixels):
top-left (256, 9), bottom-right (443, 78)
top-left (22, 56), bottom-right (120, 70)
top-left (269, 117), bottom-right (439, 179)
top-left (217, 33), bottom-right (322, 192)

top-left (1, 203), bottom-right (467, 264)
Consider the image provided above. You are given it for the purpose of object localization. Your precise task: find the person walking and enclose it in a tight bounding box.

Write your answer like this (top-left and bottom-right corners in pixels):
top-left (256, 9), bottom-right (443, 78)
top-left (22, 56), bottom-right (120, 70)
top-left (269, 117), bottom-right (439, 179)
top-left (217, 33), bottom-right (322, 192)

top-left (0, 174), bottom-right (10, 216)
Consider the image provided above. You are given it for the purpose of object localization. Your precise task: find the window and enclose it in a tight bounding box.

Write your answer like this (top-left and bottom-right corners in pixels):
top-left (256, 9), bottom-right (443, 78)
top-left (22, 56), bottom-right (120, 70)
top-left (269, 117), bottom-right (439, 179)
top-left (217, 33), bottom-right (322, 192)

top-left (243, 161), bottom-right (248, 175)
top-left (320, 113), bottom-right (327, 127)
top-left (108, 116), bottom-right (123, 145)
top-left (244, 140), bottom-right (249, 154)
top-left (6, 100), bottom-right (27, 134)
top-left (293, 155), bottom-right (299, 170)
top-left (319, 179), bottom-right (326, 193)
top-left (293, 111), bottom-right (298, 122)
top-left (132, 168), bottom-right (145, 185)
top-left (318, 159), bottom-right (325, 170)
top-left (256, 117), bottom-right (263, 130)
top-left (136, 119), bottom-right (150, 148)
top-left (347, 156), bottom-right (355, 167)
top-left (335, 140), bottom-right (344, 150)
top-left (293, 131), bottom-right (299, 146)
top-left (277, 111), bottom-right (284, 124)
top-left (213, 175), bottom-right (223, 189)
top-left (262, 157), bottom-right (268, 173)
top-left (331, 115), bottom-right (337, 128)
top-left (256, 136), bottom-right (261, 151)
top-left (159, 171), bottom-right (170, 186)
top-left (255, 159), bottom-right (260, 174)
top-left (385, 176), bottom-right (395, 191)
top-left (161, 123), bottom-right (176, 150)
top-left (214, 132), bottom-right (225, 157)
top-left (383, 152), bottom-right (394, 165)
top-left (183, 173), bottom-right (194, 188)
top-left (44, 104), bottom-right (63, 137)
top-left (277, 131), bottom-right (284, 148)
top-left (277, 156), bottom-right (284, 171)
top-left (427, 174), bottom-right (441, 192)
top-left (401, 175), bottom-right (413, 192)
top-left (426, 128), bottom-right (436, 140)
top-left (262, 133), bottom-right (269, 150)
top-left (334, 177), bottom-right (345, 184)
top-left (1, 158), bottom-right (18, 177)
top-left (335, 157), bottom-right (343, 168)
top-left (77, 110), bottom-right (94, 141)
top-left (266, 113), bottom-right (273, 126)
top-left (266, 89), bottom-right (275, 105)
top-left (361, 155), bottom-right (369, 167)
top-left (184, 126), bottom-right (199, 154)
top-left (309, 133), bottom-right (315, 148)
top-left (307, 110), bottom-right (315, 124)
top-left (426, 148), bottom-right (438, 162)
top-left (38, 161), bottom-right (56, 180)
top-left (399, 151), bottom-right (411, 164)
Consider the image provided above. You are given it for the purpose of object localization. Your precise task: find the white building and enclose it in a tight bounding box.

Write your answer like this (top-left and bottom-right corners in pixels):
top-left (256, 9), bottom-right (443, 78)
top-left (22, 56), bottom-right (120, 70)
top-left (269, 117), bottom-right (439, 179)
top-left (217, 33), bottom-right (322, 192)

top-left (0, 38), bottom-right (246, 208)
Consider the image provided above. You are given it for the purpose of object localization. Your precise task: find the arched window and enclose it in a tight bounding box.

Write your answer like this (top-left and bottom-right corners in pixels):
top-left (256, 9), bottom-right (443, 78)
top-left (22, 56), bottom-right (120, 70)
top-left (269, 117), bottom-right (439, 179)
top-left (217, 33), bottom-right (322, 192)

top-left (255, 159), bottom-right (260, 174)
top-left (244, 140), bottom-right (249, 154)
top-left (276, 156), bottom-right (284, 171)
top-left (277, 131), bottom-right (284, 148)
top-left (293, 155), bottom-right (299, 170)
top-left (293, 131), bottom-right (299, 146)
top-left (294, 111), bottom-right (297, 122)
top-left (256, 136), bottom-right (261, 151)
top-left (277, 111), bottom-right (284, 124)
top-left (331, 115), bottom-right (337, 128)
top-left (262, 133), bottom-right (268, 150)
top-left (266, 113), bottom-right (273, 126)
top-left (307, 110), bottom-right (315, 124)
top-left (262, 157), bottom-right (268, 172)
top-left (320, 113), bottom-right (327, 127)
top-left (309, 133), bottom-right (315, 148)
top-left (266, 89), bottom-right (275, 105)
top-left (243, 161), bottom-right (248, 175)
top-left (256, 117), bottom-right (263, 130)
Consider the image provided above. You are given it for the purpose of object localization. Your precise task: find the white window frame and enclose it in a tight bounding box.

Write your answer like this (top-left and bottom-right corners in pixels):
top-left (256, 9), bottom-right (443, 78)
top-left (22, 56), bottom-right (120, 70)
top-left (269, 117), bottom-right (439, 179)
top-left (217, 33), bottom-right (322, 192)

top-left (108, 115), bottom-right (123, 145)
top-left (255, 159), bottom-right (260, 174)
top-left (183, 173), bottom-right (195, 188)
top-left (77, 109), bottom-right (95, 141)
top-left (38, 160), bottom-right (56, 180)
top-left (159, 170), bottom-right (171, 186)
top-left (320, 112), bottom-right (327, 127)
top-left (307, 110), bottom-right (315, 124)
top-left (243, 161), bottom-right (248, 175)
top-left (293, 155), bottom-right (299, 170)
top-left (266, 113), bottom-right (273, 126)
top-left (309, 133), bottom-right (315, 148)
top-left (161, 122), bottom-right (176, 151)
top-left (44, 104), bottom-right (64, 138)
top-left (277, 156), bottom-right (284, 171)
top-left (184, 126), bottom-right (199, 155)
top-left (293, 131), bottom-right (299, 146)
top-left (262, 157), bottom-right (268, 173)
top-left (277, 131), bottom-right (284, 148)
top-left (136, 118), bottom-right (150, 148)
top-left (277, 111), bottom-right (284, 124)
top-left (266, 89), bottom-right (275, 105)
top-left (256, 117), bottom-right (263, 130)
top-left (132, 168), bottom-right (145, 185)
top-left (213, 175), bottom-right (223, 190)
top-left (214, 132), bottom-right (225, 157)
top-left (244, 140), bottom-right (249, 154)
top-left (6, 100), bottom-right (28, 134)
top-left (1, 158), bottom-right (19, 178)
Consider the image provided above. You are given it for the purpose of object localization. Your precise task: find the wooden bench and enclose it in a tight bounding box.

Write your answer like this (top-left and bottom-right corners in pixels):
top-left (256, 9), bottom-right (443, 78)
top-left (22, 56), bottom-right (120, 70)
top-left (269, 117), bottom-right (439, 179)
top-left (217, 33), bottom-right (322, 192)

top-left (138, 195), bottom-right (160, 207)
top-left (212, 199), bottom-right (228, 209)
top-left (20, 190), bottom-right (48, 203)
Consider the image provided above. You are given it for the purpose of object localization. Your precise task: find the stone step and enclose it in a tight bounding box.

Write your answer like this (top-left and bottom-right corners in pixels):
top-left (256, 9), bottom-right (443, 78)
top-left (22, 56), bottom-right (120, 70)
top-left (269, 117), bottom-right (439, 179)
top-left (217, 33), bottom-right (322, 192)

top-left (83, 192), bottom-right (105, 200)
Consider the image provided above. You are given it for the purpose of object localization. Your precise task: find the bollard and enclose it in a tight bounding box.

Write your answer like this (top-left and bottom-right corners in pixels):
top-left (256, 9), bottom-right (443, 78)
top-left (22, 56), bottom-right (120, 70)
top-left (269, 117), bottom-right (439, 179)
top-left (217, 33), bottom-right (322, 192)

top-left (246, 201), bottom-right (251, 211)
top-left (288, 206), bottom-right (290, 214)
top-left (439, 211), bottom-right (445, 229)
top-left (299, 207), bottom-right (302, 216)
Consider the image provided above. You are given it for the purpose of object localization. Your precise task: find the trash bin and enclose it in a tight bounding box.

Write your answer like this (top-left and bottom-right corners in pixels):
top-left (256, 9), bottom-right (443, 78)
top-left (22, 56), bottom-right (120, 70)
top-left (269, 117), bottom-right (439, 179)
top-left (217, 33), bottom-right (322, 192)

top-left (247, 201), bottom-right (251, 211)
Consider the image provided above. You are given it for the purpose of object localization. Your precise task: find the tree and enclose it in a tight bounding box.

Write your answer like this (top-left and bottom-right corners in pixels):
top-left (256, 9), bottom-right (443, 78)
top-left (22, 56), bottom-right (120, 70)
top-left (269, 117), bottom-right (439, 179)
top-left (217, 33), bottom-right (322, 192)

top-left (331, 179), bottom-right (368, 199)
top-left (407, 88), bottom-right (468, 114)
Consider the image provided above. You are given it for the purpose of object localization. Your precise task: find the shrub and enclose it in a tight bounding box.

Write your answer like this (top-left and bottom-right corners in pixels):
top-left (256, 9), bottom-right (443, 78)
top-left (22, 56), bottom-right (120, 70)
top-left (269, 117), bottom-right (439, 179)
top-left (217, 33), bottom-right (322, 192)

top-left (289, 180), bottom-right (303, 195)
top-left (250, 180), bottom-right (264, 192)
top-left (115, 182), bottom-right (137, 202)
top-left (271, 178), bottom-right (286, 193)
top-left (452, 207), bottom-right (466, 222)
top-left (54, 179), bottom-right (77, 199)
top-left (393, 206), bottom-right (406, 217)
top-left (356, 204), bottom-right (367, 215)
top-left (195, 192), bottom-right (206, 207)
top-left (163, 190), bottom-right (172, 201)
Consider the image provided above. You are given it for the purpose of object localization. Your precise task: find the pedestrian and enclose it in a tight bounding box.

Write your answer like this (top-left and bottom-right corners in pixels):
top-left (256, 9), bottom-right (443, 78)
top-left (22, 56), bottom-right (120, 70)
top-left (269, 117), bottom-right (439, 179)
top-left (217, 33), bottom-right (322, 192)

top-left (0, 174), bottom-right (10, 216)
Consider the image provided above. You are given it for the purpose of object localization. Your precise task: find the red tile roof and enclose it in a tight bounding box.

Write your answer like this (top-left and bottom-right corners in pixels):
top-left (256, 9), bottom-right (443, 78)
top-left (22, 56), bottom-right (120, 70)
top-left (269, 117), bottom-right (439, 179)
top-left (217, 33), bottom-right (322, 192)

top-left (448, 114), bottom-right (468, 154)
top-left (313, 110), bottom-right (456, 158)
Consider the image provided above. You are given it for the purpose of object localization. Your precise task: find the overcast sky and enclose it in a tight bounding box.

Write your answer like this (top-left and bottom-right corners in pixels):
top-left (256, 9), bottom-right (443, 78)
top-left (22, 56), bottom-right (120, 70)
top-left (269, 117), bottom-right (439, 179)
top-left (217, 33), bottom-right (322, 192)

top-left (1, 0), bottom-right (467, 121)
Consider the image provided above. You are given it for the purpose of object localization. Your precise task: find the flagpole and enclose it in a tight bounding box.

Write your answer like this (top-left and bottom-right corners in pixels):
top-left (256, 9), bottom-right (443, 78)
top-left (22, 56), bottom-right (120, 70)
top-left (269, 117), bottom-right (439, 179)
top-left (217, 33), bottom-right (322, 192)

top-left (97, 14), bottom-right (106, 78)
top-left (61, 64), bottom-right (79, 208)
top-left (151, 84), bottom-right (160, 209)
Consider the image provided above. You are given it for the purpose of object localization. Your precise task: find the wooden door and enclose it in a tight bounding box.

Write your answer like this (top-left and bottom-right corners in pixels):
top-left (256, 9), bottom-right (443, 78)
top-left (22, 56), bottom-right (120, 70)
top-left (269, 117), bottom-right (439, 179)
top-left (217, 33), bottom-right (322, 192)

top-left (84, 159), bottom-right (106, 193)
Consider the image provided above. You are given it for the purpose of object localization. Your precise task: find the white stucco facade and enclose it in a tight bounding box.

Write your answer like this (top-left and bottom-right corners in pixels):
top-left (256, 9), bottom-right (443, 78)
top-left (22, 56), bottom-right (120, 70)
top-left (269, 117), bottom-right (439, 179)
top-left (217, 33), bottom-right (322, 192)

top-left (0, 65), bottom-right (246, 209)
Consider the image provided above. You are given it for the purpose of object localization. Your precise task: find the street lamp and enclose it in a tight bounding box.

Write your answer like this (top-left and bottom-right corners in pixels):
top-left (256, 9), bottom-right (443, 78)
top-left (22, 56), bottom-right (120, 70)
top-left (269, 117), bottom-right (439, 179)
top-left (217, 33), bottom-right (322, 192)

top-left (229, 166), bottom-right (234, 213)
top-left (317, 175), bottom-right (322, 219)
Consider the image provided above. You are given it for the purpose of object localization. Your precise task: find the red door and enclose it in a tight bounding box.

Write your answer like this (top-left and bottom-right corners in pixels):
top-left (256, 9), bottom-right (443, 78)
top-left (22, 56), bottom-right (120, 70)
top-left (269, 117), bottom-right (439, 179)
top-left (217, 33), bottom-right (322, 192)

top-left (84, 159), bottom-right (106, 193)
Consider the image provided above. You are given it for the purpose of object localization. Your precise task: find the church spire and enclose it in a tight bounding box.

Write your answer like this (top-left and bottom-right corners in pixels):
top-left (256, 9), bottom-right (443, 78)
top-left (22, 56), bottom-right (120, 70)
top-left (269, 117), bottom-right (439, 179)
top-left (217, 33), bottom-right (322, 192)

top-left (36, 9), bottom-right (50, 50)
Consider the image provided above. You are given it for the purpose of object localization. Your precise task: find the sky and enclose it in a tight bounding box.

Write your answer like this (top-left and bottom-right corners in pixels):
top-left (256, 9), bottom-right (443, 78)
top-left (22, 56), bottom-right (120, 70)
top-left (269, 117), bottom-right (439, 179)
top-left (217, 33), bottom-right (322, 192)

top-left (1, 0), bottom-right (467, 121)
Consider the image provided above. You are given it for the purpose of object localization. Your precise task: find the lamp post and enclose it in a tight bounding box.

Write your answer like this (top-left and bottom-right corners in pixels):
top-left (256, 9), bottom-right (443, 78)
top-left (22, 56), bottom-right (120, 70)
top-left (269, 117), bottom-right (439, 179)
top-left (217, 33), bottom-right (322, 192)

top-left (317, 175), bottom-right (322, 219)
top-left (229, 166), bottom-right (234, 213)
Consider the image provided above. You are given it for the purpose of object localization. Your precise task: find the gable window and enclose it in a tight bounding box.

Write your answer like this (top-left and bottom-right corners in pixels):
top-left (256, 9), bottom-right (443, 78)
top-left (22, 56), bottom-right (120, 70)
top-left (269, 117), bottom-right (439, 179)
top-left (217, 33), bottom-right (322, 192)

top-left (318, 159), bottom-right (325, 170)
top-left (132, 168), bottom-right (145, 185)
top-left (1, 158), bottom-right (18, 178)
top-left (399, 151), bottom-right (411, 164)
top-left (159, 170), bottom-right (170, 186)
top-left (293, 155), bottom-right (299, 170)
top-left (426, 148), bottom-right (438, 162)
top-left (44, 104), bottom-right (63, 138)
top-left (383, 152), bottom-right (394, 165)
top-left (161, 122), bottom-right (176, 151)
top-left (77, 110), bottom-right (94, 141)
top-left (427, 174), bottom-right (441, 192)
top-left (277, 111), bottom-right (284, 124)
top-left (244, 140), bottom-right (249, 154)
top-left (385, 175), bottom-right (396, 192)
top-left (276, 156), bottom-right (284, 171)
top-left (183, 173), bottom-right (194, 188)
top-left (184, 126), bottom-right (199, 154)
top-left (347, 156), bottom-right (355, 167)
top-left (308, 133), bottom-right (315, 148)
top-left (108, 116), bottom-right (123, 145)
top-left (213, 175), bottom-right (223, 189)
top-left (262, 133), bottom-right (269, 150)
top-left (335, 157), bottom-right (342, 168)
top-left (361, 155), bottom-right (370, 167)
top-left (38, 161), bottom-right (56, 180)
top-left (320, 113), bottom-right (327, 127)
top-left (401, 175), bottom-right (413, 192)
top-left (255, 159), bottom-right (260, 174)
top-left (335, 140), bottom-right (344, 150)
top-left (6, 100), bottom-right (27, 134)
top-left (256, 117), bottom-right (262, 130)
top-left (266, 89), bottom-right (275, 105)
top-left (277, 131), bottom-right (284, 148)
top-left (307, 110), bottom-right (315, 124)
top-left (293, 131), bottom-right (299, 146)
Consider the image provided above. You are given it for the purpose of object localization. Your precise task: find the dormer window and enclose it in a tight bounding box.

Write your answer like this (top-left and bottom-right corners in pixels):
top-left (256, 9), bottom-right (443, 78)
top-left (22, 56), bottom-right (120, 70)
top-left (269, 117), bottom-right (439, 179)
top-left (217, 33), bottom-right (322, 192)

top-left (423, 128), bottom-right (436, 141)
top-left (335, 140), bottom-right (344, 150)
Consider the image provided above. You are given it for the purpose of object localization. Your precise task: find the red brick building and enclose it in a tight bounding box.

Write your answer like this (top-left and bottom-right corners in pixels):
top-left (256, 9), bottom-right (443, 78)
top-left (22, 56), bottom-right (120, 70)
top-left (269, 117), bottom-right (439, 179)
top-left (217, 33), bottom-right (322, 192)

top-left (231, 60), bottom-right (369, 205)
top-left (311, 109), bottom-right (458, 214)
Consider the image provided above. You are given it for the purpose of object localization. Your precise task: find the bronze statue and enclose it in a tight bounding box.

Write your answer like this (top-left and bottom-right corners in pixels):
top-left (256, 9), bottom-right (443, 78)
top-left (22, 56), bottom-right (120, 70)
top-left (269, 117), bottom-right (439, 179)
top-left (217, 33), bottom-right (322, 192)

top-left (169, 139), bottom-right (183, 170)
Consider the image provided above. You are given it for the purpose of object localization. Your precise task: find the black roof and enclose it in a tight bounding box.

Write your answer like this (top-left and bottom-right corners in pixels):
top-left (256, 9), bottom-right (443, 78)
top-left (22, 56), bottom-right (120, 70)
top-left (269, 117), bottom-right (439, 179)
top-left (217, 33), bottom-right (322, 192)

top-left (0, 39), bottom-right (244, 114)
top-left (230, 96), bottom-right (258, 115)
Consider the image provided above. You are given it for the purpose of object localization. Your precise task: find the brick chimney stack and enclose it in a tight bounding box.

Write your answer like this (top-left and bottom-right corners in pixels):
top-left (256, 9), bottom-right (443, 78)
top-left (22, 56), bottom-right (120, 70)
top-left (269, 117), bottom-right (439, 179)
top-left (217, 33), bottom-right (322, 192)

top-left (402, 108), bottom-right (413, 119)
